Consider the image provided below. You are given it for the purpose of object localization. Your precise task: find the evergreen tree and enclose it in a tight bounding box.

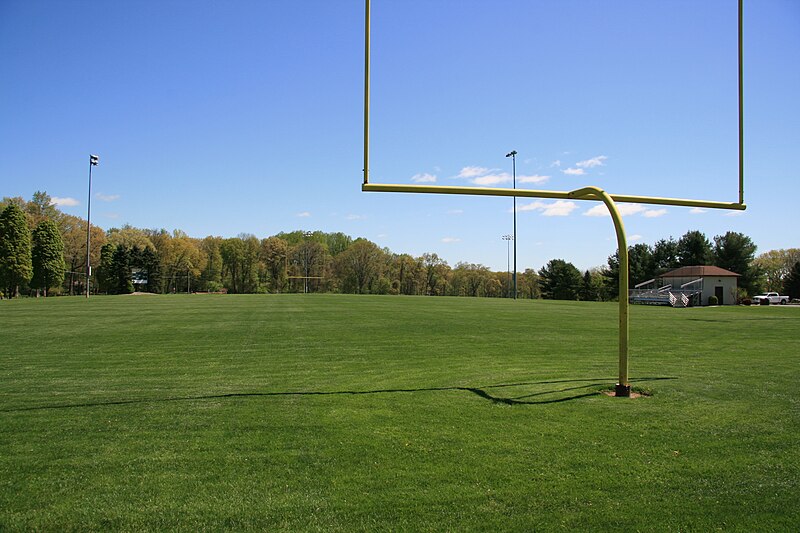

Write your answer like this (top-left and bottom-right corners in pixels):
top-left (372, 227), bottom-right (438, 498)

top-left (677, 230), bottom-right (712, 266)
top-left (783, 261), bottom-right (800, 300)
top-left (97, 243), bottom-right (116, 293)
top-left (0, 203), bottom-right (33, 298)
top-left (31, 219), bottom-right (65, 296)
top-left (539, 259), bottom-right (583, 300)
top-left (712, 231), bottom-right (760, 295)
top-left (111, 245), bottom-right (133, 294)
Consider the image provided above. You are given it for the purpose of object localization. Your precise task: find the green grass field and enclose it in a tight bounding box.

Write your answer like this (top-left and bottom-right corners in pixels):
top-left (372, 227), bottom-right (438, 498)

top-left (1, 295), bottom-right (798, 531)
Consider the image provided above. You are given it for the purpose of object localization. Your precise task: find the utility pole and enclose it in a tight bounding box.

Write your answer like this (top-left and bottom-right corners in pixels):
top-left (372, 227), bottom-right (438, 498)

top-left (506, 150), bottom-right (517, 299)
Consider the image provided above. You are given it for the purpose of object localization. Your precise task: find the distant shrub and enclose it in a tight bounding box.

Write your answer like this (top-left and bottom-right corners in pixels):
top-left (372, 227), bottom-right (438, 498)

top-left (708, 295), bottom-right (719, 306)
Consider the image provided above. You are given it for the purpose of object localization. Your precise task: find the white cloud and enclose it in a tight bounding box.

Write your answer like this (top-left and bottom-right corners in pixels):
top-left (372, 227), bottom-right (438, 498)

top-left (50, 196), bottom-right (79, 207)
top-left (517, 200), bottom-right (578, 217)
top-left (585, 203), bottom-right (667, 218)
top-left (643, 208), bottom-right (667, 218)
top-left (346, 214), bottom-right (365, 220)
top-left (296, 211), bottom-right (311, 217)
top-left (456, 166), bottom-right (492, 179)
top-left (629, 234), bottom-right (643, 242)
top-left (411, 173), bottom-right (437, 183)
top-left (447, 209), bottom-right (464, 215)
top-left (517, 174), bottom-right (550, 185)
top-left (472, 173), bottom-right (511, 186)
top-left (441, 237), bottom-right (461, 243)
top-left (96, 193), bottom-right (120, 202)
top-left (550, 160), bottom-right (561, 167)
top-left (689, 207), bottom-right (707, 214)
top-left (562, 167), bottom-right (585, 176)
top-left (725, 210), bottom-right (745, 217)
top-left (576, 155), bottom-right (608, 168)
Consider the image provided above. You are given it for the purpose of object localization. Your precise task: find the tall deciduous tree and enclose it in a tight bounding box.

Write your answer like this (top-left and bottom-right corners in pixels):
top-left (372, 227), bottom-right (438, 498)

top-left (261, 237), bottom-right (288, 293)
top-left (31, 219), bottom-right (65, 296)
top-left (335, 239), bottom-right (383, 294)
top-left (0, 203), bottom-right (33, 298)
top-left (753, 248), bottom-right (800, 292)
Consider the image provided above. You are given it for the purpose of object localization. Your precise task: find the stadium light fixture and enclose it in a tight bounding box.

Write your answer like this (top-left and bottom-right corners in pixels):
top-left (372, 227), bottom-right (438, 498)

top-left (86, 154), bottom-right (99, 298)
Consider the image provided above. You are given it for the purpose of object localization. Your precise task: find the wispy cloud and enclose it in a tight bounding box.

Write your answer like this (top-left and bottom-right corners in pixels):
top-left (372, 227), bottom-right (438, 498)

top-left (50, 196), bottom-right (79, 207)
top-left (456, 166), bottom-right (550, 187)
top-left (689, 207), bottom-right (707, 214)
top-left (411, 172), bottom-right (437, 183)
top-left (561, 167), bottom-right (585, 176)
top-left (643, 208), bottom-right (667, 218)
top-left (104, 212), bottom-right (120, 219)
top-left (456, 166), bottom-right (492, 179)
top-left (446, 209), bottom-right (464, 215)
top-left (629, 234), bottom-right (643, 242)
top-left (441, 237), bottom-right (461, 243)
top-left (517, 174), bottom-right (550, 184)
top-left (517, 200), bottom-right (578, 217)
top-left (472, 173), bottom-right (511, 186)
top-left (725, 210), bottom-right (745, 217)
top-left (550, 160), bottom-right (561, 168)
top-left (576, 155), bottom-right (608, 168)
top-left (584, 203), bottom-right (667, 218)
top-left (96, 193), bottom-right (120, 202)
top-left (296, 211), bottom-right (311, 217)
top-left (346, 214), bottom-right (365, 220)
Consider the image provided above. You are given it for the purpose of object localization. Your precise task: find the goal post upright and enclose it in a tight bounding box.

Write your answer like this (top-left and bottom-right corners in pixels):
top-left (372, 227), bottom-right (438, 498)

top-left (361, 0), bottom-right (746, 397)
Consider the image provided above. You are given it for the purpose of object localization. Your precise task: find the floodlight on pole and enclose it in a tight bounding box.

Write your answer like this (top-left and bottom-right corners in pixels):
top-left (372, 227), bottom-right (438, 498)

top-left (506, 150), bottom-right (517, 299)
top-left (86, 154), bottom-right (99, 298)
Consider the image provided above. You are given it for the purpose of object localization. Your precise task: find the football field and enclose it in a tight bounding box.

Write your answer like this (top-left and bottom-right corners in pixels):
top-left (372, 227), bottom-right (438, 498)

top-left (1, 295), bottom-right (798, 530)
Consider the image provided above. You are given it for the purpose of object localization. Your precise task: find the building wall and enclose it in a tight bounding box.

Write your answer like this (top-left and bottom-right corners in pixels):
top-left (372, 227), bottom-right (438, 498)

top-left (660, 276), bottom-right (738, 305)
top-left (701, 276), bottom-right (738, 305)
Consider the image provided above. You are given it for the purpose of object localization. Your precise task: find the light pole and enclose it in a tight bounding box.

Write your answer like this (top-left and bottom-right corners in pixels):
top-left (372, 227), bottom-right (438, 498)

top-left (502, 234), bottom-right (513, 298)
top-left (303, 231), bottom-right (313, 293)
top-left (86, 154), bottom-right (99, 298)
top-left (505, 150), bottom-right (517, 299)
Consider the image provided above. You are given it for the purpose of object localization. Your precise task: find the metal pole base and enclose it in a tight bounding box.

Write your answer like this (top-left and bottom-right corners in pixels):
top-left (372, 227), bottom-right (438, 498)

top-left (615, 383), bottom-right (631, 397)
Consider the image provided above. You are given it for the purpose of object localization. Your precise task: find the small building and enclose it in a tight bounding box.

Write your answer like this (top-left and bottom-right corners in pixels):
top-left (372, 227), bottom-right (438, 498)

top-left (659, 265), bottom-right (740, 306)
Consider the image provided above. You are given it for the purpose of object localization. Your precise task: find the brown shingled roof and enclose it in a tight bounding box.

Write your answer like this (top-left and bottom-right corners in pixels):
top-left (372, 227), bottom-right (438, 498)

top-left (660, 265), bottom-right (740, 278)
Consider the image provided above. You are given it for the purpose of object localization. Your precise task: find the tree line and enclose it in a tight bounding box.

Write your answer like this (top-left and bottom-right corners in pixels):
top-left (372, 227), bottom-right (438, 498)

top-left (2, 192), bottom-right (799, 300)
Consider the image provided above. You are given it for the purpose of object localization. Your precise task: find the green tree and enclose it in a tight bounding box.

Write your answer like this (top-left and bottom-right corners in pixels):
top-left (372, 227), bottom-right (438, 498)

top-left (652, 237), bottom-right (680, 272)
top-left (677, 230), bottom-right (712, 266)
top-left (712, 231), bottom-right (760, 295)
top-left (261, 236), bottom-right (288, 293)
top-left (539, 259), bottom-right (583, 300)
top-left (783, 261), bottom-right (800, 299)
top-left (97, 244), bottom-right (116, 293)
top-left (26, 191), bottom-right (60, 229)
top-left (111, 245), bottom-right (133, 294)
top-left (753, 248), bottom-right (800, 292)
top-left (31, 219), bottom-right (65, 296)
top-left (334, 239), bottom-right (383, 294)
top-left (0, 203), bottom-right (33, 298)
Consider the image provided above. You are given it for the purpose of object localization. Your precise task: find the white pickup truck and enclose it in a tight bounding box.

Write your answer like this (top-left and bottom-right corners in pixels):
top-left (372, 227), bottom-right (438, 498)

top-left (752, 292), bottom-right (789, 305)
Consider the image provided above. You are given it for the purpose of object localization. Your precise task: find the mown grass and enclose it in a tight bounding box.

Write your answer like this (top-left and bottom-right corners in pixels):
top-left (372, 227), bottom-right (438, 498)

top-left (1, 295), bottom-right (798, 531)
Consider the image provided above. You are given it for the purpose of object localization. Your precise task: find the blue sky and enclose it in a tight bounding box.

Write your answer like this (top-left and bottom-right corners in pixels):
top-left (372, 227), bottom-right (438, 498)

top-left (1, 0), bottom-right (798, 272)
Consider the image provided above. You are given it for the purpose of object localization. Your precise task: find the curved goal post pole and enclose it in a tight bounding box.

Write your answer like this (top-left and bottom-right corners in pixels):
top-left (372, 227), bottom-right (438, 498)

top-left (568, 186), bottom-right (630, 396)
